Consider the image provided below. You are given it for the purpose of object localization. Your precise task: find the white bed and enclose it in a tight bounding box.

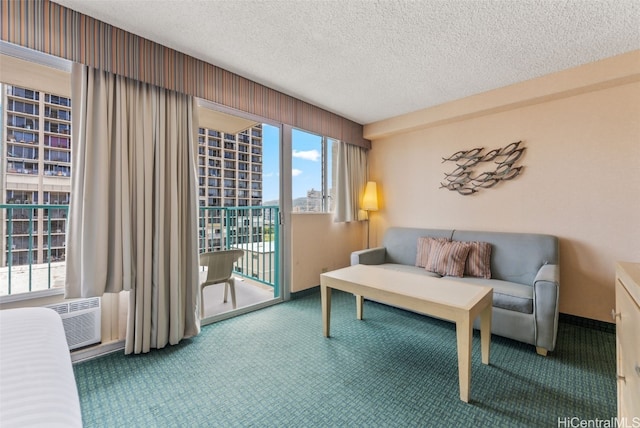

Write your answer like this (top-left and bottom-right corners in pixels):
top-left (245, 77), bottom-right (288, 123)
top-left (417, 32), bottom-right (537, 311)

top-left (0, 307), bottom-right (83, 427)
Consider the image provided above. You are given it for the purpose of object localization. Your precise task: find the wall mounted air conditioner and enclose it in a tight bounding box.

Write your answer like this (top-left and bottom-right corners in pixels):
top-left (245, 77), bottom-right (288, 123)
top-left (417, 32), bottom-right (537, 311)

top-left (47, 297), bottom-right (101, 350)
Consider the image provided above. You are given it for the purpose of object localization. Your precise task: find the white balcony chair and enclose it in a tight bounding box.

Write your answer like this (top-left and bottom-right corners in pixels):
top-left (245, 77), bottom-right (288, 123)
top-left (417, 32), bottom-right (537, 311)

top-left (199, 249), bottom-right (244, 317)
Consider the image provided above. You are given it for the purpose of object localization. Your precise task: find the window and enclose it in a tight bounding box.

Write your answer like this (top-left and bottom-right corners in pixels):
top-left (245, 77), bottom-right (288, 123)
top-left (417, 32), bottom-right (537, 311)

top-left (44, 149), bottom-right (71, 163)
top-left (6, 145), bottom-right (38, 160)
top-left (7, 99), bottom-right (39, 115)
top-left (1, 43), bottom-right (73, 297)
top-left (44, 135), bottom-right (70, 148)
top-left (45, 93), bottom-right (71, 107)
top-left (6, 190), bottom-right (37, 204)
top-left (8, 86), bottom-right (39, 100)
top-left (291, 129), bottom-right (336, 213)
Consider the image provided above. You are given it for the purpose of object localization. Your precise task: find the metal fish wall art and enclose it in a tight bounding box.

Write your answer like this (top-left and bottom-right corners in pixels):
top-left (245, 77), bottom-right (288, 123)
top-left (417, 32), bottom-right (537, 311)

top-left (440, 141), bottom-right (525, 195)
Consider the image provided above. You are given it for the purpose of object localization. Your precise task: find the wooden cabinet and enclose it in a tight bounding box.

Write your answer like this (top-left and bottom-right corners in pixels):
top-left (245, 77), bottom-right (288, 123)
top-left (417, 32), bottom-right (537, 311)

top-left (615, 262), bottom-right (640, 419)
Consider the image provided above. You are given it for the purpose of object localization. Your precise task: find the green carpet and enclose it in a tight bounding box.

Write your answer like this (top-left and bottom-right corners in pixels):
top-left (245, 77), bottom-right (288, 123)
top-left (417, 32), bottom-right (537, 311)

top-left (73, 290), bottom-right (616, 427)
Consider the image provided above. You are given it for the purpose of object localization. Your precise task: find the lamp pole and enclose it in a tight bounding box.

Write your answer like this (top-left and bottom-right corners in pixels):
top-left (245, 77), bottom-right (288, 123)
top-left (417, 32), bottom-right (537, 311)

top-left (362, 181), bottom-right (378, 249)
top-left (366, 210), bottom-right (371, 249)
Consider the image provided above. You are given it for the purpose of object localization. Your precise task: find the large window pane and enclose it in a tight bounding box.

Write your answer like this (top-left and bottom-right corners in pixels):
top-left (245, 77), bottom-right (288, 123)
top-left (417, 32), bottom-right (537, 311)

top-left (292, 129), bottom-right (323, 212)
top-left (291, 129), bottom-right (335, 213)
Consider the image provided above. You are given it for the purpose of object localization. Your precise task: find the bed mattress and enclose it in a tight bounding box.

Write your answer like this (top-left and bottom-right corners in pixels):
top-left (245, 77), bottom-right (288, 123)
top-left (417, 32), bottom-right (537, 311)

top-left (0, 307), bottom-right (83, 427)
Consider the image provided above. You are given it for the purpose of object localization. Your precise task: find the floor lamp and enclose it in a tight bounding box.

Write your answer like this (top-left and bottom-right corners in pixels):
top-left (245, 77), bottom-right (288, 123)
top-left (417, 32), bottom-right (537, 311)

top-left (362, 181), bottom-right (379, 249)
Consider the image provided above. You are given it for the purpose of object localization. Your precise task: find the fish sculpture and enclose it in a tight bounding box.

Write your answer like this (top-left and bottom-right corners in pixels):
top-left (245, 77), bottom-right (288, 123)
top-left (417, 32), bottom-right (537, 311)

top-left (441, 141), bottom-right (525, 195)
top-left (479, 148), bottom-right (501, 162)
top-left (441, 147), bottom-right (484, 163)
top-left (496, 147), bottom-right (525, 165)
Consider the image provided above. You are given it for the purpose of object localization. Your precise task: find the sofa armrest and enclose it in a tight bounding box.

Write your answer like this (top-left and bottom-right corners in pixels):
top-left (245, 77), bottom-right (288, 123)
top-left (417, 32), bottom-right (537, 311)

top-left (533, 263), bottom-right (560, 353)
top-left (534, 263), bottom-right (559, 285)
top-left (350, 247), bottom-right (386, 266)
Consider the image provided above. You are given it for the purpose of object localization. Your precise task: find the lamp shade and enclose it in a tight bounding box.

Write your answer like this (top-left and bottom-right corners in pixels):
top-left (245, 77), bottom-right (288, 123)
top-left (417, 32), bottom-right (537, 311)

top-left (362, 181), bottom-right (379, 211)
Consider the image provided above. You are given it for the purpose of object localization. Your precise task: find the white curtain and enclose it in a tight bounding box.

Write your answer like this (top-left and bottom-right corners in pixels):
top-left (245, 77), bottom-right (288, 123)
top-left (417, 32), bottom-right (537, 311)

top-left (66, 63), bottom-right (200, 354)
top-left (334, 141), bottom-right (368, 222)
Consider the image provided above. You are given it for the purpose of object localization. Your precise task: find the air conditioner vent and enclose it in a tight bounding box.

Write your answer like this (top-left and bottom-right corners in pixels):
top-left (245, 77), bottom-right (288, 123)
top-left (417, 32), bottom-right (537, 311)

top-left (47, 297), bottom-right (101, 350)
top-left (48, 304), bottom-right (69, 315)
top-left (69, 298), bottom-right (99, 312)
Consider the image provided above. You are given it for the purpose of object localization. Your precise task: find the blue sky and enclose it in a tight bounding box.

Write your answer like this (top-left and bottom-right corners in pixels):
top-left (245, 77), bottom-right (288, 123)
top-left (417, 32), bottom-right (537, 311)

top-left (261, 125), bottom-right (324, 202)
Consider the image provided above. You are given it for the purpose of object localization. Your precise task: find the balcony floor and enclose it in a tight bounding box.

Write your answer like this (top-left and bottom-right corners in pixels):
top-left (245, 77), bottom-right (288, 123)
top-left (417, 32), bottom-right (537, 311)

top-left (0, 262), bottom-right (66, 296)
top-left (200, 274), bottom-right (275, 318)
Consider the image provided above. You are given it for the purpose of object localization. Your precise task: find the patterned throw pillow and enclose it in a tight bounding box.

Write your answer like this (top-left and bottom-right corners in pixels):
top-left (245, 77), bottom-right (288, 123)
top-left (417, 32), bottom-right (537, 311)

top-left (464, 241), bottom-right (492, 279)
top-left (415, 237), bottom-right (450, 268)
top-left (425, 240), bottom-right (471, 277)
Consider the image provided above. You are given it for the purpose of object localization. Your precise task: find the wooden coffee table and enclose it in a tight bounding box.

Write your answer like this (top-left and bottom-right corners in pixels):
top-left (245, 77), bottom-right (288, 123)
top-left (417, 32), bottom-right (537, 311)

top-left (320, 264), bottom-right (493, 403)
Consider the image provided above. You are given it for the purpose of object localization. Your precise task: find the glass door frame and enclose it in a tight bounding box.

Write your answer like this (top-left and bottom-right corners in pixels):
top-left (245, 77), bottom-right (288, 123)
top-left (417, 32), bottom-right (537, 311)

top-left (196, 99), bottom-right (292, 325)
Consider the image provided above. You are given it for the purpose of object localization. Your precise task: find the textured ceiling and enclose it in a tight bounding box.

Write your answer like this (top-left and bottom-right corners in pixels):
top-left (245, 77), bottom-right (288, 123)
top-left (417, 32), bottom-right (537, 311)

top-left (53, 0), bottom-right (640, 125)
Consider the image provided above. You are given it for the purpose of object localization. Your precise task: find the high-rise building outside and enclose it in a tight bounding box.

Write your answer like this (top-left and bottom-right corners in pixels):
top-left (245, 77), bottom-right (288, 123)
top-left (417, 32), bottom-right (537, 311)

top-left (305, 188), bottom-right (322, 212)
top-left (197, 126), bottom-right (263, 209)
top-left (196, 125), bottom-right (265, 252)
top-left (1, 82), bottom-right (265, 268)
top-left (1, 83), bottom-right (72, 267)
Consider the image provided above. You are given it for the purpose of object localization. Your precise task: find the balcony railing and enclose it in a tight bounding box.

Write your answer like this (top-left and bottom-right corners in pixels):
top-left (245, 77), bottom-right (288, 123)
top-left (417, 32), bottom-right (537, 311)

top-left (199, 206), bottom-right (279, 296)
top-left (1, 204), bottom-right (280, 298)
top-left (1, 203), bottom-right (69, 296)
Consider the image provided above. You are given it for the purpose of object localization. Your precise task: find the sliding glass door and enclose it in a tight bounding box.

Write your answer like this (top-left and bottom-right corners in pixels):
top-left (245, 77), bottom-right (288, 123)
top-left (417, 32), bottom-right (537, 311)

top-left (196, 101), bottom-right (284, 322)
top-left (197, 108), bottom-right (341, 323)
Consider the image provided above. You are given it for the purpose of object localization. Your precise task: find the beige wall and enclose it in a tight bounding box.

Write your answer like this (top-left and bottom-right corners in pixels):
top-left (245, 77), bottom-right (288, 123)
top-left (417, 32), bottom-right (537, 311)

top-left (290, 213), bottom-right (364, 292)
top-left (364, 51), bottom-right (640, 322)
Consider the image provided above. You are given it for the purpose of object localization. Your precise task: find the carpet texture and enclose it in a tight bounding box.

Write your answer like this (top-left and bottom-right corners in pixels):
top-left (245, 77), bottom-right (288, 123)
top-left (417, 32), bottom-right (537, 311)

top-left (73, 290), bottom-right (616, 427)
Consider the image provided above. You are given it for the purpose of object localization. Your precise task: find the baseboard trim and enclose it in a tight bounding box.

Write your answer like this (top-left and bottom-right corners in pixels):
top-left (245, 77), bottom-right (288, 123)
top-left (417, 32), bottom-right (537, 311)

top-left (71, 340), bottom-right (125, 364)
top-left (290, 286), bottom-right (319, 299)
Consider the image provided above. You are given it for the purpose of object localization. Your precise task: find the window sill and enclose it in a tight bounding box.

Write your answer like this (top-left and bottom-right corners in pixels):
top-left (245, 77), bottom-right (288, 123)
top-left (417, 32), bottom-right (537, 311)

top-left (0, 287), bottom-right (64, 305)
top-left (291, 212), bottom-right (334, 215)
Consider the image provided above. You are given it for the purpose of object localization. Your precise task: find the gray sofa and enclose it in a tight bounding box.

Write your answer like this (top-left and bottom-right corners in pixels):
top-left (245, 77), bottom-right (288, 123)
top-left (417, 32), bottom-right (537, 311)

top-left (350, 227), bottom-right (560, 355)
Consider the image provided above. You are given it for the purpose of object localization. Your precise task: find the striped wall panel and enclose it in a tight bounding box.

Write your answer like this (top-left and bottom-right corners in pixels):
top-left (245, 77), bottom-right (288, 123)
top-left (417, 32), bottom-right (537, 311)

top-left (1, 0), bottom-right (370, 148)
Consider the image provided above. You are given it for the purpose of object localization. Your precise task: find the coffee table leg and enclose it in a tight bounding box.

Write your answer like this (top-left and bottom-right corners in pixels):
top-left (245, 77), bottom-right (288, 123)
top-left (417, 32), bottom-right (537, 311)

top-left (356, 295), bottom-right (364, 320)
top-left (456, 316), bottom-right (472, 403)
top-left (480, 304), bottom-right (492, 365)
top-left (321, 284), bottom-right (332, 337)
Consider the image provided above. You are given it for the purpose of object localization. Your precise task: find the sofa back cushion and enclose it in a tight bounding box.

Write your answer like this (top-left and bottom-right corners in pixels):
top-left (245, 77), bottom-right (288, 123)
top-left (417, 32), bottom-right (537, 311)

top-left (425, 239), bottom-right (471, 277)
top-left (464, 241), bottom-right (492, 279)
top-left (383, 227), bottom-right (453, 266)
top-left (452, 230), bottom-right (558, 286)
top-left (415, 237), bottom-right (450, 267)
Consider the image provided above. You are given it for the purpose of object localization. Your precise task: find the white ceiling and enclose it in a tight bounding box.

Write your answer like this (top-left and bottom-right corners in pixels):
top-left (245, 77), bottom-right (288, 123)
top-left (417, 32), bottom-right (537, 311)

top-left (53, 0), bottom-right (639, 125)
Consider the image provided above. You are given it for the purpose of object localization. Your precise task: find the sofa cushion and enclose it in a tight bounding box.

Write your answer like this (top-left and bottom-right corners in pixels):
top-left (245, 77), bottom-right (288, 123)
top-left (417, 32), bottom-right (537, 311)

top-left (452, 230), bottom-right (558, 286)
top-left (453, 277), bottom-right (534, 314)
top-left (463, 241), bottom-right (492, 279)
top-left (415, 236), bottom-right (450, 268)
top-left (425, 240), bottom-right (471, 277)
top-left (383, 227), bottom-right (454, 266)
